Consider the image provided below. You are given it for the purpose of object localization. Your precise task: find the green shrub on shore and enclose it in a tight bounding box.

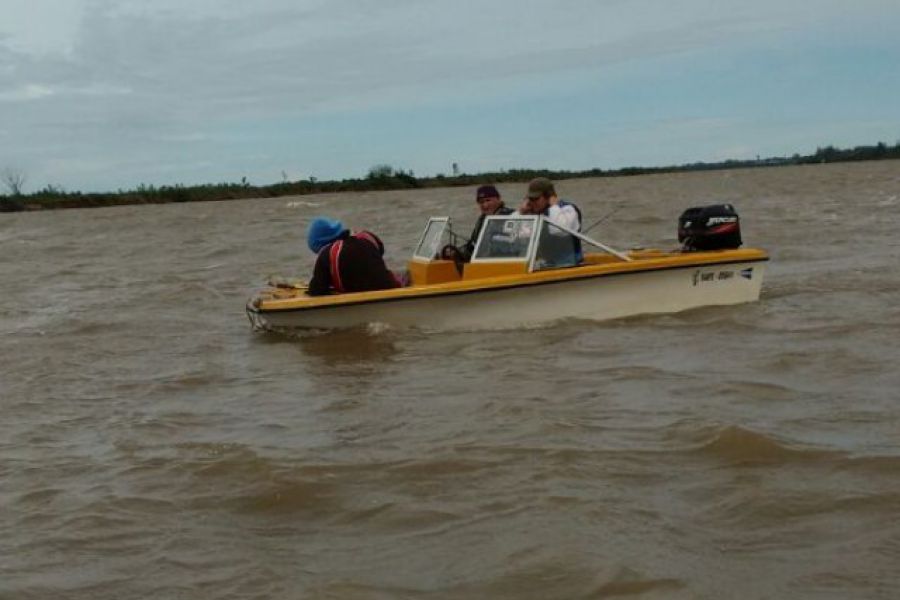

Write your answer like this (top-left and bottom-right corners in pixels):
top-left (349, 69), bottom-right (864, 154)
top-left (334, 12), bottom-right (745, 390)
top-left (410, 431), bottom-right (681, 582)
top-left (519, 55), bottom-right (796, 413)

top-left (0, 195), bottom-right (26, 212)
top-left (5, 140), bottom-right (900, 211)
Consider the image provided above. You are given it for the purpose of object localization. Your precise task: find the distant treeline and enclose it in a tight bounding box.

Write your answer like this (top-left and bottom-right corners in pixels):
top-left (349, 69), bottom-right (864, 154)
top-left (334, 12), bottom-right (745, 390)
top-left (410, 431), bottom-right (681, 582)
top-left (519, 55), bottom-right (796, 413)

top-left (2, 141), bottom-right (899, 212)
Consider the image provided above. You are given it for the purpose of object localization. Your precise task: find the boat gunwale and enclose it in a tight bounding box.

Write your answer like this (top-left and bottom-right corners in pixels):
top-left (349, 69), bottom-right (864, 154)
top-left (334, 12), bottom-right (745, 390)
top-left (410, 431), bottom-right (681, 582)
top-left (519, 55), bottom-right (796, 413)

top-left (250, 250), bottom-right (769, 315)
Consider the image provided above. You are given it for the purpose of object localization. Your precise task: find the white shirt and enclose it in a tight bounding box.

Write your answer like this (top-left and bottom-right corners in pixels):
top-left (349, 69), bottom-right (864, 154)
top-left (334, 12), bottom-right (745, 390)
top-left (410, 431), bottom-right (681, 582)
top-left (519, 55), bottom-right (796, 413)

top-left (545, 202), bottom-right (581, 234)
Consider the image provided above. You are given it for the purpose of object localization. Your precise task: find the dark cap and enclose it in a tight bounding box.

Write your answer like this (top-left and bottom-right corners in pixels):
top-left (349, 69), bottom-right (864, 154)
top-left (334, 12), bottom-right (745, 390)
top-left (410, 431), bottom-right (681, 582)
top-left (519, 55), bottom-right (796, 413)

top-left (476, 184), bottom-right (500, 201)
top-left (526, 177), bottom-right (555, 200)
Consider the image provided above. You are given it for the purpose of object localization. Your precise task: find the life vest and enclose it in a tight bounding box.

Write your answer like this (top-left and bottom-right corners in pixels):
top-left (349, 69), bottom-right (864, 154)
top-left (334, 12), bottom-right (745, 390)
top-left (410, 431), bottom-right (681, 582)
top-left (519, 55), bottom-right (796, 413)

top-left (542, 200), bottom-right (583, 262)
top-left (556, 200), bottom-right (582, 228)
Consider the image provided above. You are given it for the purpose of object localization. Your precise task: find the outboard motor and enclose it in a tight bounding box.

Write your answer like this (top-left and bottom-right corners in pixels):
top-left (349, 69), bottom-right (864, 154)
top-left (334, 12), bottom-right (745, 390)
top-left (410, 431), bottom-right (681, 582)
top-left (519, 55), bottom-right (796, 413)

top-left (678, 204), bottom-right (742, 251)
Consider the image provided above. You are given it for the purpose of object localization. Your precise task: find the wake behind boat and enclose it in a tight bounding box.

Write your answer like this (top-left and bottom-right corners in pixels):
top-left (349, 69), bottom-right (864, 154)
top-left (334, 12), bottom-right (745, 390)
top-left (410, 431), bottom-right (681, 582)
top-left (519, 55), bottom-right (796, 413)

top-left (247, 209), bottom-right (768, 331)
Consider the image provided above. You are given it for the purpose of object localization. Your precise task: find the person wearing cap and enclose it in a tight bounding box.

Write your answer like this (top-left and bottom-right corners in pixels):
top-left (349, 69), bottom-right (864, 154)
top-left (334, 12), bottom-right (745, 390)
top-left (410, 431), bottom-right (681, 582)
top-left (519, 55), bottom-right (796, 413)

top-left (439, 184), bottom-right (513, 263)
top-left (306, 217), bottom-right (401, 296)
top-left (518, 177), bottom-right (583, 266)
top-left (459, 184), bottom-right (514, 261)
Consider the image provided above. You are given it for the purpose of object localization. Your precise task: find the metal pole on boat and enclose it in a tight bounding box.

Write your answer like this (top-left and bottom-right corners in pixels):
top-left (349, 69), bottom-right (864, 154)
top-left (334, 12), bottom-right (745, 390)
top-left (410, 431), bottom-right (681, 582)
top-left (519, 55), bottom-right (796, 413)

top-left (552, 220), bottom-right (632, 261)
top-left (582, 204), bottom-right (624, 235)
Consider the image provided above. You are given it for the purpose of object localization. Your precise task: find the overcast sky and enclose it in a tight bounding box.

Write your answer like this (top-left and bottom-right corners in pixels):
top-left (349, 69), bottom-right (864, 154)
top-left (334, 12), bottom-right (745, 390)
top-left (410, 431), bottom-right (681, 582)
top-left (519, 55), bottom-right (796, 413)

top-left (1, 0), bottom-right (899, 192)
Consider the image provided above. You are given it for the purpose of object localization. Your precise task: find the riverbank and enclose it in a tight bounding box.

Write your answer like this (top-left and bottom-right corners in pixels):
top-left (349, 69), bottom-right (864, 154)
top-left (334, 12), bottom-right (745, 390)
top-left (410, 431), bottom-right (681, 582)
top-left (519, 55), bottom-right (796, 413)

top-left (2, 141), bottom-right (898, 212)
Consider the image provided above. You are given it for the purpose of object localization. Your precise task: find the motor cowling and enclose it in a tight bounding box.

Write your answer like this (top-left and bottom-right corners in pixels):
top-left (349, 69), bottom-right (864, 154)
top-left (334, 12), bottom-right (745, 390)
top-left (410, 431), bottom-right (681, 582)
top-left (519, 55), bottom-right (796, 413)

top-left (678, 204), bottom-right (742, 251)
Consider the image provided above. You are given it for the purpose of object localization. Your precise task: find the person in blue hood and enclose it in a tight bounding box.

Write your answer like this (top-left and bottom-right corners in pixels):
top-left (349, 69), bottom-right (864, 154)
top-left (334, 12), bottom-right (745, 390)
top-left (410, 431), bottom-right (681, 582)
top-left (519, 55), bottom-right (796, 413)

top-left (306, 217), bottom-right (401, 296)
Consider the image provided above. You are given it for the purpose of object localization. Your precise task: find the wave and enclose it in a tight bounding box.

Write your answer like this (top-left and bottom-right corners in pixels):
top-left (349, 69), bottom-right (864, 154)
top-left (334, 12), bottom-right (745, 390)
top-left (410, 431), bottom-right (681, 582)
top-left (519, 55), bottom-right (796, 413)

top-left (835, 453), bottom-right (900, 475)
top-left (690, 424), bottom-right (838, 465)
top-left (110, 443), bottom-right (347, 517)
top-left (426, 562), bottom-right (687, 600)
top-left (387, 457), bottom-right (497, 476)
top-left (226, 478), bottom-right (342, 516)
top-left (587, 570), bottom-right (686, 598)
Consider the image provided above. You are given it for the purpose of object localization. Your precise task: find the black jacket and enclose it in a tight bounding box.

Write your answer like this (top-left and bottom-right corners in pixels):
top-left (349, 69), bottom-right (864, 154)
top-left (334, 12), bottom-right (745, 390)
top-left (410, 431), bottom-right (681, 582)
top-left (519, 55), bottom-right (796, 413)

top-left (308, 231), bottom-right (400, 296)
top-left (461, 205), bottom-right (515, 261)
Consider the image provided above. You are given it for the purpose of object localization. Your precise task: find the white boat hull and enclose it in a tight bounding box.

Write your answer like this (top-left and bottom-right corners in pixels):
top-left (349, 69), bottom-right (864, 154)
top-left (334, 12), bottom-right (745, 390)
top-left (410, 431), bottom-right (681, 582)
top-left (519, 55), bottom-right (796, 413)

top-left (249, 260), bottom-right (766, 331)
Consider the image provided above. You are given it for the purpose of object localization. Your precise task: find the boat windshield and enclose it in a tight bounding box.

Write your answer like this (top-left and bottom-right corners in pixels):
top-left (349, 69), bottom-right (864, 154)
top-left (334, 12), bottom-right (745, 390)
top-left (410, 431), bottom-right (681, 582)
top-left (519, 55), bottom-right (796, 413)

top-left (413, 217), bottom-right (450, 260)
top-left (471, 215), bottom-right (537, 261)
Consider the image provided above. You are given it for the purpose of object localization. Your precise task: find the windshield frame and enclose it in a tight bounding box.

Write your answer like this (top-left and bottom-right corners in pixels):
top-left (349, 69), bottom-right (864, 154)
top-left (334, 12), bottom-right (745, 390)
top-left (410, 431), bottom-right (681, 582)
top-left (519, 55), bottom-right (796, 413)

top-left (412, 217), bottom-right (451, 261)
top-left (470, 214), bottom-right (539, 264)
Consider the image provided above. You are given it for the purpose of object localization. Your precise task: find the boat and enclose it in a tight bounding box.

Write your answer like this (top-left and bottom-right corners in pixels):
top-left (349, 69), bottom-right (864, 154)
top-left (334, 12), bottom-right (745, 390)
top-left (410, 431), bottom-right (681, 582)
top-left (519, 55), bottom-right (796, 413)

top-left (246, 212), bottom-right (768, 331)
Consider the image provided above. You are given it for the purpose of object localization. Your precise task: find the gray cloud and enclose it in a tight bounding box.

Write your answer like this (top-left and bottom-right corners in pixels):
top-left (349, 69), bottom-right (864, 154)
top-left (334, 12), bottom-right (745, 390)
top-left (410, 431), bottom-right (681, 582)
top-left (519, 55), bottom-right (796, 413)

top-left (1, 0), bottom-right (898, 190)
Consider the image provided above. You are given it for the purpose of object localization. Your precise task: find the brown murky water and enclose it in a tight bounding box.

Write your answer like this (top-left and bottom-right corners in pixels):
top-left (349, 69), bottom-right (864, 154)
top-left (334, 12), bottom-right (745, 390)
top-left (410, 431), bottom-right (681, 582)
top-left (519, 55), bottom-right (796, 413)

top-left (2, 161), bottom-right (900, 599)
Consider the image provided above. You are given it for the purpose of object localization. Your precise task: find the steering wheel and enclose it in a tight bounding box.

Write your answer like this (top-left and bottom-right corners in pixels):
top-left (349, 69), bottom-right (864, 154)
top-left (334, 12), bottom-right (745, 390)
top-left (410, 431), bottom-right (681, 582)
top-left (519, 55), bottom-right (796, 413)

top-left (440, 244), bottom-right (465, 275)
